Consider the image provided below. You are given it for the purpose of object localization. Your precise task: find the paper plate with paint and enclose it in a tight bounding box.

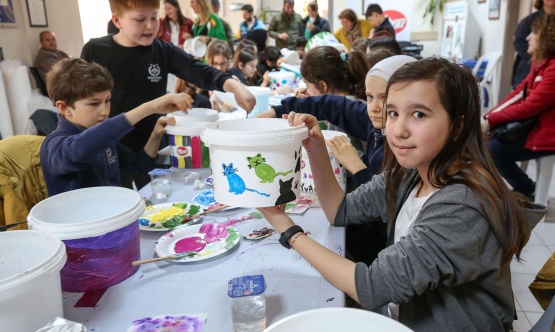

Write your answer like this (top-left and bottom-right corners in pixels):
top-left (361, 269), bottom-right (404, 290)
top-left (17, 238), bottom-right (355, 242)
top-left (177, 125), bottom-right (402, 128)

top-left (138, 202), bottom-right (203, 231)
top-left (155, 223), bottom-right (240, 262)
top-left (191, 189), bottom-right (236, 211)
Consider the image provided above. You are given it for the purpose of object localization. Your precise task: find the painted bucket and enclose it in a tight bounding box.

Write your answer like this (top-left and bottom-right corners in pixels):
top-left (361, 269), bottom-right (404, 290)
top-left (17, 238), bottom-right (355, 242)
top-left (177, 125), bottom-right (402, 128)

top-left (301, 130), bottom-right (349, 193)
top-left (246, 86), bottom-right (271, 118)
top-left (268, 71), bottom-right (296, 91)
top-left (27, 187), bottom-right (144, 292)
top-left (0, 230), bottom-right (66, 332)
top-left (166, 122), bottom-right (212, 168)
top-left (201, 118), bottom-right (308, 207)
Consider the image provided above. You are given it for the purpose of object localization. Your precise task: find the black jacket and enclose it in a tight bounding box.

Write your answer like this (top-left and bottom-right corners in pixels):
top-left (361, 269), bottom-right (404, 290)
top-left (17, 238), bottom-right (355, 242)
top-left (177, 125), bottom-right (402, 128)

top-left (299, 15), bottom-right (331, 39)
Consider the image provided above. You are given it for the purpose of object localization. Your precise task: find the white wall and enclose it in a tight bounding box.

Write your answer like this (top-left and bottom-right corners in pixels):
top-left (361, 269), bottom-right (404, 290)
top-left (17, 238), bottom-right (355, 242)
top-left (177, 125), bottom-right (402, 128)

top-left (0, 0), bottom-right (83, 65)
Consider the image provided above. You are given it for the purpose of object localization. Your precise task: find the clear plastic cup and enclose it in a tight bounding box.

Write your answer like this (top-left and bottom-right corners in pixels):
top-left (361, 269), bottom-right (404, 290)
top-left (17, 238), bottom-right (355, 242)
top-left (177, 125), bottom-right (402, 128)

top-left (148, 169), bottom-right (172, 199)
top-left (228, 275), bottom-right (266, 332)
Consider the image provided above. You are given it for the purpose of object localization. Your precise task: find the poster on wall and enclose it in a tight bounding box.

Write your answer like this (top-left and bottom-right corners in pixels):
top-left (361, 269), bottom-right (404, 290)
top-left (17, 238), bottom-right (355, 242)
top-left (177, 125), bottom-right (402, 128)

top-left (0, 0), bottom-right (17, 27)
top-left (362, 0), bottom-right (414, 41)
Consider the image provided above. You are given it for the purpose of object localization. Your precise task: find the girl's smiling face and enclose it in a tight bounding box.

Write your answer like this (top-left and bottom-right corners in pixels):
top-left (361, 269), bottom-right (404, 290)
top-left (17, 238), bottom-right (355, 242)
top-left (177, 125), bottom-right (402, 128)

top-left (385, 81), bottom-right (451, 176)
top-left (114, 8), bottom-right (159, 47)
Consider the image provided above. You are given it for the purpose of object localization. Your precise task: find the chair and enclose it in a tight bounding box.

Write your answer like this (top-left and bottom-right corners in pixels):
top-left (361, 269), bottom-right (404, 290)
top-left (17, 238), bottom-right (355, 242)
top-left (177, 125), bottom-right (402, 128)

top-left (534, 155), bottom-right (555, 207)
top-left (0, 135), bottom-right (48, 230)
top-left (264, 307), bottom-right (413, 332)
top-left (473, 52), bottom-right (503, 114)
top-left (29, 66), bottom-right (48, 97)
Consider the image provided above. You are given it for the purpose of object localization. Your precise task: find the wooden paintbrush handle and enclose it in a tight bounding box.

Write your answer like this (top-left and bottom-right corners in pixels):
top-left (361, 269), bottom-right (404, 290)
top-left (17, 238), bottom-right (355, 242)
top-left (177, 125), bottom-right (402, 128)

top-left (194, 205), bottom-right (230, 218)
top-left (131, 255), bottom-right (177, 266)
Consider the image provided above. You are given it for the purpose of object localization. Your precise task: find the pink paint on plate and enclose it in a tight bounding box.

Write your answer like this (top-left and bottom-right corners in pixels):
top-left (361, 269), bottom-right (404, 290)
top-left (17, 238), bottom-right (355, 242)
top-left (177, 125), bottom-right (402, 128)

top-left (174, 236), bottom-right (206, 253)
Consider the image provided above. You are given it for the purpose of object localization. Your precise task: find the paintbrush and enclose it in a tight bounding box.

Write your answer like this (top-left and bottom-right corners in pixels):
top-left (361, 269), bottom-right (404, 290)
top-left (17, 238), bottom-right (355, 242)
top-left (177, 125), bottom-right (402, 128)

top-left (182, 204), bottom-right (230, 223)
top-left (131, 252), bottom-right (198, 265)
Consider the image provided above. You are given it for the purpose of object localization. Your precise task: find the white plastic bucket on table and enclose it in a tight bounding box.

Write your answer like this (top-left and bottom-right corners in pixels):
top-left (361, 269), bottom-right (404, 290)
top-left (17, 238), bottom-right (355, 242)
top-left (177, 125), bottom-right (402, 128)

top-left (166, 121), bottom-right (212, 168)
top-left (0, 230), bottom-right (66, 332)
top-left (170, 108), bottom-right (219, 124)
top-left (246, 86), bottom-right (271, 118)
top-left (27, 187), bottom-right (144, 292)
top-left (264, 307), bottom-right (414, 332)
top-left (301, 130), bottom-right (349, 193)
top-left (201, 118), bottom-right (308, 207)
top-left (268, 71), bottom-right (296, 91)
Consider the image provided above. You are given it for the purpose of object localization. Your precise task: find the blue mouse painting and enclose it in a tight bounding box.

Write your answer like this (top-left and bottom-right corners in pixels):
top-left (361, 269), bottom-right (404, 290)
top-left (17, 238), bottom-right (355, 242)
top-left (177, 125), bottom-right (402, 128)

top-left (222, 163), bottom-right (270, 197)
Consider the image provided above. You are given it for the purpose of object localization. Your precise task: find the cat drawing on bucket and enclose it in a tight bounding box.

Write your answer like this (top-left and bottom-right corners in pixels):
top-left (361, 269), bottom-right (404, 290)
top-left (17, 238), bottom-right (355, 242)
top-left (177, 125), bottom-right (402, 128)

top-left (275, 178), bottom-right (296, 205)
top-left (246, 153), bottom-right (293, 183)
top-left (222, 163), bottom-right (270, 196)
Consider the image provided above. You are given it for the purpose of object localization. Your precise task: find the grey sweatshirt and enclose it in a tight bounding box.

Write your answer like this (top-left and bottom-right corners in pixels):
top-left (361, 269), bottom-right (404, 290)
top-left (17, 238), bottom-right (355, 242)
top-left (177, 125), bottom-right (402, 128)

top-left (335, 170), bottom-right (546, 331)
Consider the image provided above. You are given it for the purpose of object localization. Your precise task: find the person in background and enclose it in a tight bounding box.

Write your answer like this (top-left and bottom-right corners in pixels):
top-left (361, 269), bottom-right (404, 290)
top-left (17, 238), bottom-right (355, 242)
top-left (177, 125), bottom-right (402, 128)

top-left (511, 0), bottom-right (555, 89)
top-left (190, 0), bottom-right (227, 46)
top-left (157, 0), bottom-right (193, 48)
top-left (268, 0), bottom-right (302, 50)
top-left (81, 0), bottom-right (254, 190)
top-left (365, 48), bottom-right (395, 68)
top-left (351, 37), bottom-right (370, 54)
top-left (483, 14), bottom-right (555, 199)
top-left (246, 29), bottom-right (268, 54)
top-left (41, 58), bottom-right (186, 196)
top-left (367, 36), bottom-right (402, 55)
top-left (334, 9), bottom-right (372, 51)
top-left (257, 46), bottom-right (283, 75)
top-left (369, 25), bottom-right (395, 39)
top-left (295, 36), bottom-right (307, 59)
top-left (175, 78), bottom-right (211, 108)
top-left (257, 57), bottom-right (543, 330)
top-left (299, 1), bottom-right (330, 40)
top-left (33, 30), bottom-right (69, 83)
top-left (210, 0), bottom-right (235, 53)
top-left (206, 39), bottom-right (233, 72)
top-left (235, 38), bottom-right (257, 54)
top-left (238, 4), bottom-right (265, 40)
top-left (365, 3), bottom-right (395, 38)
top-left (229, 48), bottom-right (261, 86)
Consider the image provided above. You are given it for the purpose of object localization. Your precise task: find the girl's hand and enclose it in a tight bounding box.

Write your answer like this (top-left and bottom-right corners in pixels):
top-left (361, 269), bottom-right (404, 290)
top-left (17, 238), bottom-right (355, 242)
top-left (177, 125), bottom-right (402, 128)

top-left (326, 136), bottom-right (367, 174)
top-left (257, 205), bottom-right (295, 233)
top-left (284, 112), bottom-right (325, 152)
top-left (295, 87), bottom-right (309, 98)
top-left (198, 35), bottom-right (210, 44)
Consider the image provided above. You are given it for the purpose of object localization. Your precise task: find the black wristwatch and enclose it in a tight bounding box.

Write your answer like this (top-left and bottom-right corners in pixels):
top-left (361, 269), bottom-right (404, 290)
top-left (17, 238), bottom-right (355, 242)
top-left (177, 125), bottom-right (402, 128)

top-left (279, 225), bottom-right (303, 249)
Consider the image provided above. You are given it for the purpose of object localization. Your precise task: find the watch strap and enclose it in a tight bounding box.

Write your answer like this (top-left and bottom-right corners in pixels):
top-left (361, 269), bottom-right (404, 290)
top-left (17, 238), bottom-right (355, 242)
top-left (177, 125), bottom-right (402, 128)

top-left (279, 225), bottom-right (303, 249)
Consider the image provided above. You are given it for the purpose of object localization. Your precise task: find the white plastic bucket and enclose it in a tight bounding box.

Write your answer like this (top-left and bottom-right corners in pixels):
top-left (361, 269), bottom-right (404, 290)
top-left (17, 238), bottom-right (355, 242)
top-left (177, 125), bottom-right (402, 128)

top-left (201, 118), bottom-right (308, 207)
top-left (183, 36), bottom-right (207, 58)
top-left (0, 230), bottom-right (67, 332)
top-left (27, 187), bottom-right (144, 292)
top-left (166, 121), bottom-right (212, 168)
top-left (246, 86), bottom-right (271, 118)
top-left (268, 71), bottom-right (296, 91)
top-left (301, 130), bottom-right (348, 193)
top-left (170, 108), bottom-right (219, 124)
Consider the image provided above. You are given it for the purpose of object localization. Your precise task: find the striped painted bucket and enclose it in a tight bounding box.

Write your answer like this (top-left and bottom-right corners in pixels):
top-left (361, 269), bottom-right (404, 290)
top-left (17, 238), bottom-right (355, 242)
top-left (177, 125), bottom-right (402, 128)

top-left (166, 122), bottom-right (211, 169)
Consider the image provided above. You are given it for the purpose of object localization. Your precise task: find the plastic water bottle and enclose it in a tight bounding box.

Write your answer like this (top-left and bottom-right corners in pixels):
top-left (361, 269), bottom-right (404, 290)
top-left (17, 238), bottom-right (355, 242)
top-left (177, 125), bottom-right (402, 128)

top-left (228, 275), bottom-right (266, 332)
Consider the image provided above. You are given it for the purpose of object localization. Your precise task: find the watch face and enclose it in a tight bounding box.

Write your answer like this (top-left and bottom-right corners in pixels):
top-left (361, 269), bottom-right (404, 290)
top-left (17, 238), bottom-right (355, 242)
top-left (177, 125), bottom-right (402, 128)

top-left (279, 225), bottom-right (303, 249)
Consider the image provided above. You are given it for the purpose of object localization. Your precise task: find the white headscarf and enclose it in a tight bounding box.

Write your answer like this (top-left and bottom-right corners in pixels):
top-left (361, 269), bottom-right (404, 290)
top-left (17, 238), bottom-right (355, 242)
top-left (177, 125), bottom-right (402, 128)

top-left (365, 55), bottom-right (417, 81)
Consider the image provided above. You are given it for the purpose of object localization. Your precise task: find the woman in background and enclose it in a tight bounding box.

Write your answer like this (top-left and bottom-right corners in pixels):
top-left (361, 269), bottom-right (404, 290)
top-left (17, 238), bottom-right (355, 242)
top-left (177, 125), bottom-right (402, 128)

top-left (334, 9), bottom-right (372, 51)
top-left (157, 0), bottom-right (193, 48)
top-left (190, 0), bottom-right (227, 45)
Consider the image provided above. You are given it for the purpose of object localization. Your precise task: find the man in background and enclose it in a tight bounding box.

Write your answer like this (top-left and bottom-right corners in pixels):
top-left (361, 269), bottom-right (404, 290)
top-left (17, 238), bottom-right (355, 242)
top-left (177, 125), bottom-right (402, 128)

top-left (238, 4), bottom-right (265, 40)
top-left (268, 0), bottom-right (302, 50)
top-left (365, 3), bottom-right (395, 38)
top-left (33, 31), bottom-right (69, 82)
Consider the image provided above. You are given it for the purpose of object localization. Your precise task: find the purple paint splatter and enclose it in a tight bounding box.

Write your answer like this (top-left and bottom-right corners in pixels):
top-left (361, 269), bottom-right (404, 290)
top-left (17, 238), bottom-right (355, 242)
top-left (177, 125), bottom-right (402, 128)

top-left (128, 314), bottom-right (205, 332)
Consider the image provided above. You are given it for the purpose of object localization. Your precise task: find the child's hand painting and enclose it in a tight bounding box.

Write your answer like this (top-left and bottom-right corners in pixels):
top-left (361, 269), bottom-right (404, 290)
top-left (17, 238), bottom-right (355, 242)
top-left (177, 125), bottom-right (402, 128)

top-left (256, 204), bottom-right (295, 233)
top-left (233, 85), bottom-right (256, 113)
top-left (283, 112), bottom-right (325, 153)
top-left (326, 136), bottom-right (367, 174)
top-left (152, 93), bottom-right (193, 114)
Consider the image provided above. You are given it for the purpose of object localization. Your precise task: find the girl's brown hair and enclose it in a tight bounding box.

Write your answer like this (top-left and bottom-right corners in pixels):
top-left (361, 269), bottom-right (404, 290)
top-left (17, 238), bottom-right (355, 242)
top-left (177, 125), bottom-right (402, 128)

top-left (109, 0), bottom-right (159, 16)
top-left (381, 57), bottom-right (530, 265)
top-left (194, 0), bottom-right (212, 22)
top-left (338, 9), bottom-right (358, 24)
top-left (206, 39), bottom-right (232, 65)
top-left (531, 14), bottom-right (555, 63)
top-left (232, 48), bottom-right (258, 68)
top-left (47, 58), bottom-right (113, 107)
top-left (301, 46), bottom-right (370, 99)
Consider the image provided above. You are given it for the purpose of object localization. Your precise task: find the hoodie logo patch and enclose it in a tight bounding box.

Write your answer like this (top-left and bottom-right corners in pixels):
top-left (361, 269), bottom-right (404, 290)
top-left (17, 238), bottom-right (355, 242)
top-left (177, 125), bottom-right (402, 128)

top-left (106, 148), bottom-right (117, 164)
top-left (148, 64), bottom-right (161, 82)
